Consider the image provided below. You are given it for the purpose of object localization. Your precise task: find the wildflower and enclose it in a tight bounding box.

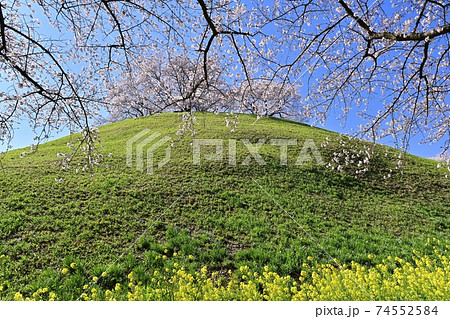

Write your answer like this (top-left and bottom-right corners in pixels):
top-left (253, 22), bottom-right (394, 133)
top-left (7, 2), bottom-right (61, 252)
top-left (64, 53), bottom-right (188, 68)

top-left (127, 272), bottom-right (135, 281)
top-left (61, 268), bottom-right (69, 275)
top-left (14, 292), bottom-right (23, 301)
top-left (101, 272), bottom-right (107, 277)
top-left (49, 292), bottom-right (57, 301)
top-left (70, 262), bottom-right (77, 269)
top-left (92, 276), bottom-right (98, 282)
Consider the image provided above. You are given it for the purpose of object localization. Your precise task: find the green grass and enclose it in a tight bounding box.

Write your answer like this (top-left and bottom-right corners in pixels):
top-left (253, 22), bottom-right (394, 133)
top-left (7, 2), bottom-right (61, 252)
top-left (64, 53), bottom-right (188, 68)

top-left (0, 112), bottom-right (448, 300)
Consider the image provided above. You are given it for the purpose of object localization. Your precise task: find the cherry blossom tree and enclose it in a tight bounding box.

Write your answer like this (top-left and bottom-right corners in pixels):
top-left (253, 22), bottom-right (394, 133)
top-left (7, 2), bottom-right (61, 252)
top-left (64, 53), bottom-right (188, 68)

top-left (107, 55), bottom-right (303, 122)
top-left (106, 54), bottom-right (229, 121)
top-left (0, 0), bottom-right (449, 154)
top-left (228, 79), bottom-right (303, 119)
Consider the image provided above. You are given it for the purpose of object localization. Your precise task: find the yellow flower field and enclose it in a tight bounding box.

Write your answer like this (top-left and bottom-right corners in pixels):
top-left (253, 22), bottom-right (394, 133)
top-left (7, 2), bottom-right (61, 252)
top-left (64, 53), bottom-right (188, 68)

top-left (9, 244), bottom-right (449, 301)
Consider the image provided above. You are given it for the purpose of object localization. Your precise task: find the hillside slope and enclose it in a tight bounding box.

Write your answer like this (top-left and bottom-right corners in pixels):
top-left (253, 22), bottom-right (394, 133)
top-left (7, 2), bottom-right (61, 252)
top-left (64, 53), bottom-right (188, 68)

top-left (0, 112), bottom-right (448, 299)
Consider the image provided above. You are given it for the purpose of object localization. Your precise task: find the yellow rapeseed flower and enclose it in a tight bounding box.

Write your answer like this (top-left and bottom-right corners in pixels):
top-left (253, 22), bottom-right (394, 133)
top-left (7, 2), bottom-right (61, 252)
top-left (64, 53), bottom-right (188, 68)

top-left (14, 292), bottom-right (23, 301)
top-left (15, 240), bottom-right (450, 301)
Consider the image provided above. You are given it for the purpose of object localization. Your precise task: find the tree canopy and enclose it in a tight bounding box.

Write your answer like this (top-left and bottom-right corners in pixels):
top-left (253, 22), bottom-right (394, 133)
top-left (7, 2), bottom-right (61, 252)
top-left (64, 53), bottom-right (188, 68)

top-left (1, 0), bottom-right (449, 152)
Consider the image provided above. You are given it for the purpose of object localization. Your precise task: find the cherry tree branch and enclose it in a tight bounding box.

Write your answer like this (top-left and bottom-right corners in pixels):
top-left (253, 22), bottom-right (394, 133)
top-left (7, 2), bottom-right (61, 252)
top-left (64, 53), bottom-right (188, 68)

top-left (338, 0), bottom-right (450, 41)
top-left (0, 4), bottom-right (6, 53)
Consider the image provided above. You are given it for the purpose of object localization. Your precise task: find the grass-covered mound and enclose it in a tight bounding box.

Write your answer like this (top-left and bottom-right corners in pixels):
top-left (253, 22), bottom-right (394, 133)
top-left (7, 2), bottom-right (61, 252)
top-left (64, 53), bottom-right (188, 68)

top-left (0, 112), bottom-right (448, 300)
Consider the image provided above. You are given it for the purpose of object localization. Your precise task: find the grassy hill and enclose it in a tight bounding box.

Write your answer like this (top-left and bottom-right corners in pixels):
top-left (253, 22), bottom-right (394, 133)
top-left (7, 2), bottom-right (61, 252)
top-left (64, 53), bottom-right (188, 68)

top-left (0, 112), bottom-right (448, 300)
